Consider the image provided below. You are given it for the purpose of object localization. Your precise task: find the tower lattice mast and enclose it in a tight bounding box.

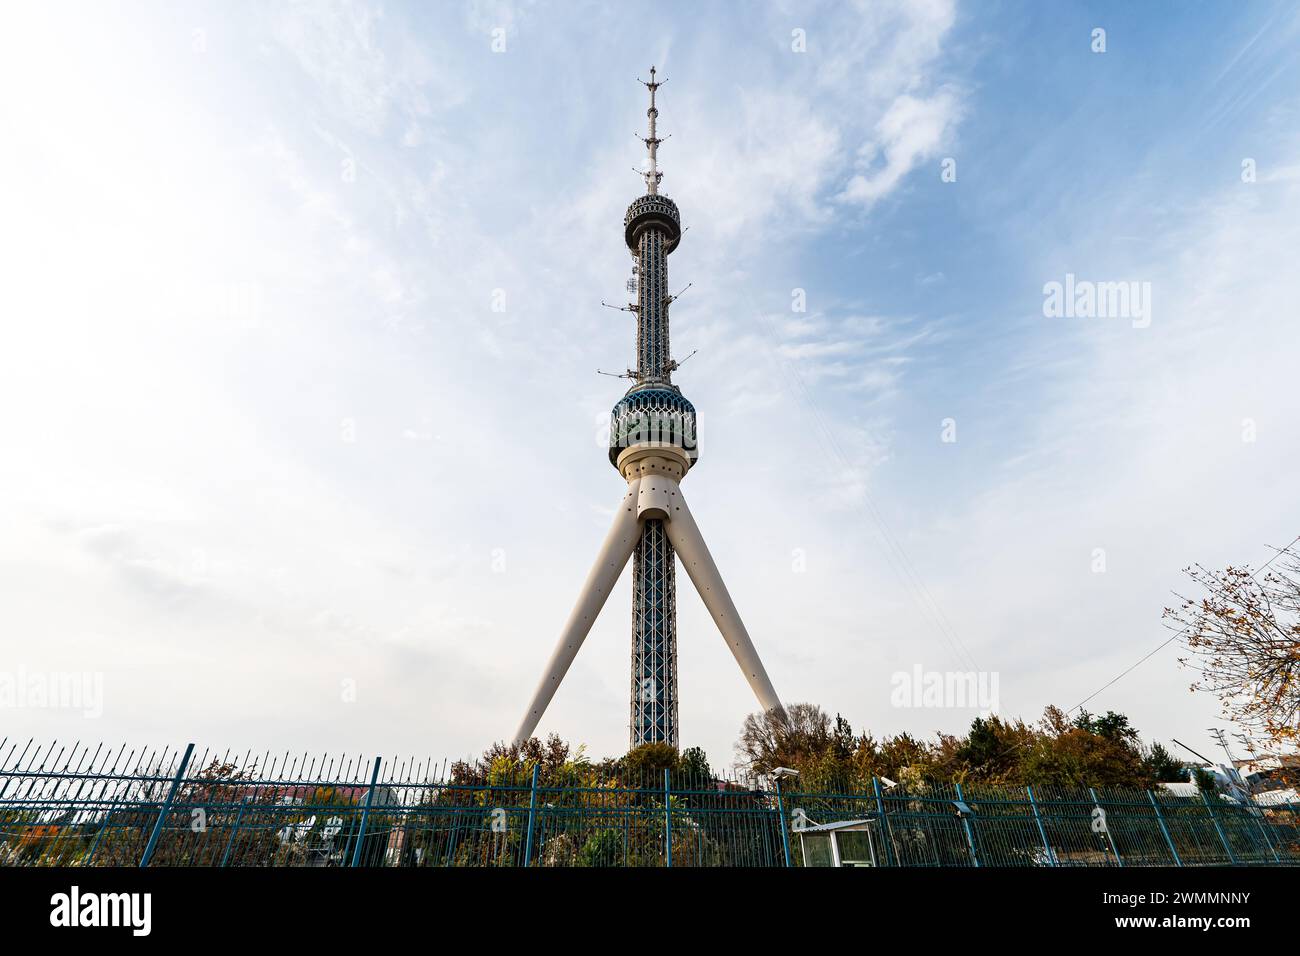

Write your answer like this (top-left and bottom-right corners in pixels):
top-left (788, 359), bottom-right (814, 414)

top-left (512, 69), bottom-right (784, 752)
top-left (627, 66), bottom-right (680, 746)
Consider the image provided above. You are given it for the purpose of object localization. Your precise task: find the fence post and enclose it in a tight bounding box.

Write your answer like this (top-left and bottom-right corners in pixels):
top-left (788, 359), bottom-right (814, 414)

top-left (523, 763), bottom-right (539, 867)
top-left (952, 782), bottom-right (980, 867)
top-left (1200, 790), bottom-right (1237, 865)
top-left (139, 743), bottom-right (194, 867)
top-left (1089, 787), bottom-right (1122, 866)
top-left (1147, 790), bottom-right (1182, 867)
top-left (349, 756), bottom-right (382, 867)
top-left (1026, 786), bottom-right (1056, 866)
top-left (623, 788), bottom-right (631, 866)
top-left (872, 776), bottom-right (896, 867)
top-left (774, 776), bottom-right (792, 868)
top-left (663, 768), bottom-right (672, 868)
top-left (220, 799), bottom-right (247, 868)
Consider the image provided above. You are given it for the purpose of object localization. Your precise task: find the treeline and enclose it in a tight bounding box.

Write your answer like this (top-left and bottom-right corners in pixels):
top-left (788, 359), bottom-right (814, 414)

top-left (735, 703), bottom-right (1193, 792)
top-left (480, 703), bottom-right (1194, 794)
top-left (454, 736), bottom-right (718, 789)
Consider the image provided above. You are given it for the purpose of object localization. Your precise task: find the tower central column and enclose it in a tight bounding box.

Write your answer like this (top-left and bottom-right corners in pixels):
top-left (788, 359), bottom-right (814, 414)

top-left (620, 67), bottom-right (688, 748)
top-left (636, 228), bottom-right (671, 381)
top-left (631, 515), bottom-right (677, 746)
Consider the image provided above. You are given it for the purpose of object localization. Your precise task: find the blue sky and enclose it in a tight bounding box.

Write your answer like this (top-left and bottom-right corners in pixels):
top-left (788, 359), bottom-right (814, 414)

top-left (2, 1), bottom-right (1299, 768)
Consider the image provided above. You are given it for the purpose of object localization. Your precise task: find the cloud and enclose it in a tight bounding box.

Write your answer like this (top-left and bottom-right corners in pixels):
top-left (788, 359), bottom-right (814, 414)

top-left (679, 89), bottom-right (843, 240)
top-left (464, 0), bottom-right (534, 35)
top-left (271, 2), bottom-right (467, 135)
top-left (840, 88), bottom-right (960, 207)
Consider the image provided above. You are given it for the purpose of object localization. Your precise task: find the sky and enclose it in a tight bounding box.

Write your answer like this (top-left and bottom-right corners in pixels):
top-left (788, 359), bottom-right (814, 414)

top-left (2, 1), bottom-right (1299, 771)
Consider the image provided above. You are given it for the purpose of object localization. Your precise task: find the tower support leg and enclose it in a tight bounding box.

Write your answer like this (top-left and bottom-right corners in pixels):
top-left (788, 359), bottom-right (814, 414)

top-left (661, 484), bottom-right (785, 719)
top-left (512, 479), bottom-right (644, 745)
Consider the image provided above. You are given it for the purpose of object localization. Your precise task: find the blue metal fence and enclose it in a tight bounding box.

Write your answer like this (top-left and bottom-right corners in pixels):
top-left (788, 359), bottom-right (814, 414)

top-left (2, 739), bottom-right (1296, 867)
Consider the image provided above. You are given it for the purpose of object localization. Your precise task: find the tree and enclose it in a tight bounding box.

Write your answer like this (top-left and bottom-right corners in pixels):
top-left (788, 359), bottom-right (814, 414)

top-left (1072, 710), bottom-right (1139, 743)
top-left (735, 703), bottom-right (833, 777)
top-left (1165, 545), bottom-right (1300, 782)
top-left (677, 746), bottom-right (712, 782)
top-left (949, 715), bottom-right (1036, 783)
top-left (1142, 742), bottom-right (1188, 783)
top-left (621, 742), bottom-right (679, 782)
top-left (1018, 706), bottom-right (1151, 789)
top-left (1192, 766), bottom-right (1219, 794)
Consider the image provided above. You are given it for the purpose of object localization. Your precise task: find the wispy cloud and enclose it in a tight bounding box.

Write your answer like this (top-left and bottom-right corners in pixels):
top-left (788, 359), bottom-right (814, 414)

top-left (840, 88), bottom-right (961, 206)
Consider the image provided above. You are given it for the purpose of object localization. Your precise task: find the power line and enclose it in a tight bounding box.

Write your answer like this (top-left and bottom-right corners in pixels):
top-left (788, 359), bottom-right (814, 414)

top-left (1065, 533), bottom-right (1300, 715)
top-left (960, 537), bottom-right (1300, 776)
top-left (1256, 534), bottom-right (1300, 573)
top-left (1066, 633), bottom-right (1183, 715)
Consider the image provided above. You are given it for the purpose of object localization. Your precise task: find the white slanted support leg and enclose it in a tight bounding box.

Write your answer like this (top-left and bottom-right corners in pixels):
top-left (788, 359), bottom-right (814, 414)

top-left (662, 485), bottom-right (785, 719)
top-left (512, 479), bottom-right (644, 746)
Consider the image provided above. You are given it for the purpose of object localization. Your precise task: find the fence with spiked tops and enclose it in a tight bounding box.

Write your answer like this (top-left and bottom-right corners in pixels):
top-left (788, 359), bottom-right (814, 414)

top-left (2, 739), bottom-right (1297, 867)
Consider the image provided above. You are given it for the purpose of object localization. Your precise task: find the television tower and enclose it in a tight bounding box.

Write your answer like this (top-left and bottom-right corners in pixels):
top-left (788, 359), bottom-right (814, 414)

top-left (513, 69), bottom-right (784, 748)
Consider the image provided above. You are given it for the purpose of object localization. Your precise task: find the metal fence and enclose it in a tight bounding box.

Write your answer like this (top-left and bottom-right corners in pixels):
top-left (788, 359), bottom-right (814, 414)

top-left (2, 739), bottom-right (1297, 867)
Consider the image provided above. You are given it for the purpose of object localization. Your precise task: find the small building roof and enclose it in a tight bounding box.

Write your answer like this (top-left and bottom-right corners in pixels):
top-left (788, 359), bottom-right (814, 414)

top-left (795, 818), bottom-right (876, 833)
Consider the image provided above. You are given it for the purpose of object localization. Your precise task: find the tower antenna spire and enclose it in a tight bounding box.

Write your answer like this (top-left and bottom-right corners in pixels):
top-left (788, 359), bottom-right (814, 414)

top-left (638, 66), bottom-right (665, 195)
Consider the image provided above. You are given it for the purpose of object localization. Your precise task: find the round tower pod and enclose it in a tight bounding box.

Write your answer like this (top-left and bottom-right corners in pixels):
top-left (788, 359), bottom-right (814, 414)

top-left (624, 194), bottom-right (682, 254)
top-left (608, 384), bottom-right (698, 469)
